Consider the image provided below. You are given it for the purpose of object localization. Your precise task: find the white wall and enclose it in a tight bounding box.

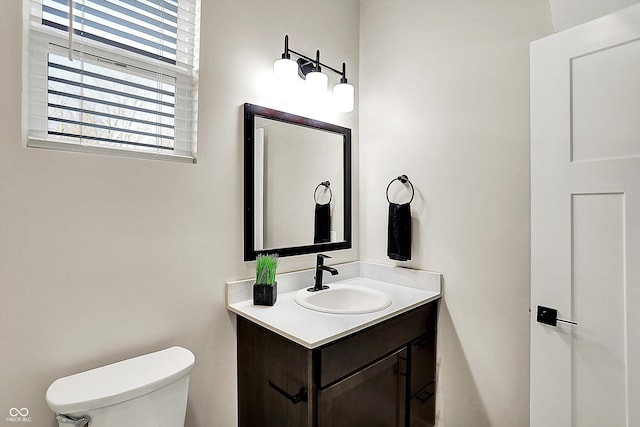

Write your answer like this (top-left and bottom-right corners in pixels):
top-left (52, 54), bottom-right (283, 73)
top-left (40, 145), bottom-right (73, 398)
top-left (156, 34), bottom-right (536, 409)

top-left (549, 0), bottom-right (640, 31)
top-left (359, 1), bottom-right (552, 426)
top-left (0, 1), bottom-right (358, 426)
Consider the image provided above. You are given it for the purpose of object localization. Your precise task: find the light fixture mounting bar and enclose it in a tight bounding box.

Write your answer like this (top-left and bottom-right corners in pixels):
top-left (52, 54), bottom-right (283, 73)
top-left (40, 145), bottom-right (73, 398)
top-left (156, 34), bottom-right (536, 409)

top-left (286, 48), bottom-right (344, 77)
top-left (280, 35), bottom-right (347, 78)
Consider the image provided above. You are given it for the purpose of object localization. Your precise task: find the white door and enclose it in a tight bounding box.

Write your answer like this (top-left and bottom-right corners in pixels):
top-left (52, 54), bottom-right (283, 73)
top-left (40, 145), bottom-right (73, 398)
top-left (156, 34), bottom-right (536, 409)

top-left (530, 4), bottom-right (640, 427)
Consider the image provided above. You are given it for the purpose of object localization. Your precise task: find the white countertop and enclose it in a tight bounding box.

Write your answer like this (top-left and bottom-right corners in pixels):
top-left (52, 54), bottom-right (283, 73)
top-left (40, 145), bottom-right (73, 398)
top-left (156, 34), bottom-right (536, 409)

top-left (226, 262), bottom-right (441, 349)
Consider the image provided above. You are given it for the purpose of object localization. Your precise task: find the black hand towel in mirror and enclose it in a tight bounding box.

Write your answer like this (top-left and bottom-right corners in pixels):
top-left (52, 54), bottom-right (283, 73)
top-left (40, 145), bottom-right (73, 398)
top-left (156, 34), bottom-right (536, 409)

top-left (387, 202), bottom-right (411, 261)
top-left (314, 203), bottom-right (331, 243)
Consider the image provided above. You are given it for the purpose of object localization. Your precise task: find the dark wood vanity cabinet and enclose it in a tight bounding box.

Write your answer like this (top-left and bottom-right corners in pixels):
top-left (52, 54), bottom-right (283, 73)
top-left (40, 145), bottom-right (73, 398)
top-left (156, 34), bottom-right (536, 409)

top-left (237, 301), bottom-right (438, 427)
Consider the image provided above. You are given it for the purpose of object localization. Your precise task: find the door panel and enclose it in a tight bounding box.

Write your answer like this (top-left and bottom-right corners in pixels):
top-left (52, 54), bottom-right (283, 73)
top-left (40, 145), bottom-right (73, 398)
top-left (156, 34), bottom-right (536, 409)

top-left (571, 39), bottom-right (640, 162)
top-left (572, 194), bottom-right (626, 426)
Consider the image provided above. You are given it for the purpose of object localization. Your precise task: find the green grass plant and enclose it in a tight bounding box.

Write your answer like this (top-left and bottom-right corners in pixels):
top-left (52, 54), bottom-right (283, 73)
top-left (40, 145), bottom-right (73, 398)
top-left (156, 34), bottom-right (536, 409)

top-left (256, 254), bottom-right (278, 286)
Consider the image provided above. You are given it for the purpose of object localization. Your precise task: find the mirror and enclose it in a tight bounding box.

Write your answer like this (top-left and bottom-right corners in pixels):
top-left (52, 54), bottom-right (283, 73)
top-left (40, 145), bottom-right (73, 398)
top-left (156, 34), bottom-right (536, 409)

top-left (244, 103), bottom-right (352, 260)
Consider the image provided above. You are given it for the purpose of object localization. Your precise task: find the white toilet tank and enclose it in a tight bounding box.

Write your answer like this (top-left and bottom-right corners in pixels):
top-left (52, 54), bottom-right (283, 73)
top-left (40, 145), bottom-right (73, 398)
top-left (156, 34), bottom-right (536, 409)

top-left (46, 346), bottom-right (195, 427)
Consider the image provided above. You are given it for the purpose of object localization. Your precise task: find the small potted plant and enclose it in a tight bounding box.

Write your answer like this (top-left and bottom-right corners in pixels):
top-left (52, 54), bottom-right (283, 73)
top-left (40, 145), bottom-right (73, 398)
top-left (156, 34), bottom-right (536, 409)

top-left (253, 254), bottom-right (278, 306)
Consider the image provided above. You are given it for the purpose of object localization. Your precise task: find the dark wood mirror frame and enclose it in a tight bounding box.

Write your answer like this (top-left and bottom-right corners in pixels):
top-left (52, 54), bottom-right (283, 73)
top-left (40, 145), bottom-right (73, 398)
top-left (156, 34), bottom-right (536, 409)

top-left (244, 103), bottom-right (352, 261)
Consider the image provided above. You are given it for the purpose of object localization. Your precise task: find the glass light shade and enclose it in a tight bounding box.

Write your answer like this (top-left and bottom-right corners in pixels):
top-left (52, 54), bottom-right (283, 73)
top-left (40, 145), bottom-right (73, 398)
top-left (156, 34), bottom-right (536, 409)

top-left (273, 58), bottom-right (298, 87)
top-left (333, 83), bottom-right (354, 112)
top-left (305, 71), bottom-right (328, 98)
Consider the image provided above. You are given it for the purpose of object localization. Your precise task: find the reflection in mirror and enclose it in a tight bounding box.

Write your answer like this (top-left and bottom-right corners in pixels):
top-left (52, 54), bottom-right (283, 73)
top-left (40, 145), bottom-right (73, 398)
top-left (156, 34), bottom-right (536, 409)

top-left (244, 103), bottom-right (351, 260)
top-left (255, 116), bottom-right (344, 249)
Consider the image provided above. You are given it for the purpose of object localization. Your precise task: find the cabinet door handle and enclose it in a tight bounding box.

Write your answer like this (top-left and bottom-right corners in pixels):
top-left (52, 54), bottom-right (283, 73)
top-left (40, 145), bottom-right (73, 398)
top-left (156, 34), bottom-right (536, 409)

top-left (268, 380), bottom-right (308, 404)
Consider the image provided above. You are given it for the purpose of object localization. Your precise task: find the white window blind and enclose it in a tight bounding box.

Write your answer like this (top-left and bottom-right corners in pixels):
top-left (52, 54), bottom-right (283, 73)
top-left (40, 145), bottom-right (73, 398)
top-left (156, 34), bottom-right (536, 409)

top-left (26, 0), bottom-right (200, 162)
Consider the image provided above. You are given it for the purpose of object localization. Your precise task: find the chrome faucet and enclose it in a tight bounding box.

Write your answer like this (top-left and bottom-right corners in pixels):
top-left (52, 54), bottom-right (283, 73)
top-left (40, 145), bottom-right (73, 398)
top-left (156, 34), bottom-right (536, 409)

top-left (309, 254), bottom-right (339, 292)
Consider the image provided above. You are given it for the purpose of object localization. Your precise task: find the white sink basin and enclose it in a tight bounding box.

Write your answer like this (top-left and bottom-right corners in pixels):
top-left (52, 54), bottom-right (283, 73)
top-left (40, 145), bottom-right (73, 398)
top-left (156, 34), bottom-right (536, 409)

top-left (294, 284), bottom-right (392, 314)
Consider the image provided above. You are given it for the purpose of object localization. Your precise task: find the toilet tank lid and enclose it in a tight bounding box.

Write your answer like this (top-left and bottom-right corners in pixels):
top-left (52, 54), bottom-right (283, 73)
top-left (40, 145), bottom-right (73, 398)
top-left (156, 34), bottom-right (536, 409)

top-left (46, 346), bottom-right (195, 415)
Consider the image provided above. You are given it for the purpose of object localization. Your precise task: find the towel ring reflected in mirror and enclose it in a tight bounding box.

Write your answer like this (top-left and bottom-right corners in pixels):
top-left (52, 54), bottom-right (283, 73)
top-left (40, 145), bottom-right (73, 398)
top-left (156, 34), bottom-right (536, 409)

top-left (386, 175), bottom-right (415, 204)
top-left (314, 181), bottom-right (332, 205)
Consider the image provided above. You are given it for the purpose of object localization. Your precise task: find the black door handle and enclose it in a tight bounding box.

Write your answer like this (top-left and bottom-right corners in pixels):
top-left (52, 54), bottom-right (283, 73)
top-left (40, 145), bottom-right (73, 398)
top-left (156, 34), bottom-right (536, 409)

top-left (536, 305), bottom-right (577, 327)
top-left (268, 380), bottom-right (308, 404)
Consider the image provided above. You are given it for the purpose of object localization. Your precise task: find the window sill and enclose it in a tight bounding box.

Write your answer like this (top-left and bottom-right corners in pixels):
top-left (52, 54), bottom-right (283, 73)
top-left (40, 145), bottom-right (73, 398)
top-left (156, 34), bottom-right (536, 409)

top-left (27, 138), bottom-right (197, 164)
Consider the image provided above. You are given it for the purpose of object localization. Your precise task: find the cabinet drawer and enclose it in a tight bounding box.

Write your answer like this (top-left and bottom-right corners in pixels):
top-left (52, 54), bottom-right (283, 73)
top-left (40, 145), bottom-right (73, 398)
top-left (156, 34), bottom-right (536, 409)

top-left (410, 381), bottom-right (435, 427)
top-left (410, 331), bottom-right (436, 396)
top-left (320, 303), bottom-right (436, 387)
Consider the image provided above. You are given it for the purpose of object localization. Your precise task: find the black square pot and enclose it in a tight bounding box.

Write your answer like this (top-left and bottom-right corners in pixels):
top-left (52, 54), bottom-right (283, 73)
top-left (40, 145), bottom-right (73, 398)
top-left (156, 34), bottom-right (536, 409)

top-left (253, 282), bottom-right (277, 306)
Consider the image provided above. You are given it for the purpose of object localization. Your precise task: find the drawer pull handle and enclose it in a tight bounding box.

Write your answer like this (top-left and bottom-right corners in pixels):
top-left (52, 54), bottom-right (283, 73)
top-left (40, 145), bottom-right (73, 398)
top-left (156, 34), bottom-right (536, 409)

top-left (415, 381), bottom-right (435, 404)
top-left (416, 389), bottom-right (434, 404)
top-left (415, 335), bottom-right (434, 349)
top-left (268, 380), bottom-right (308, 404)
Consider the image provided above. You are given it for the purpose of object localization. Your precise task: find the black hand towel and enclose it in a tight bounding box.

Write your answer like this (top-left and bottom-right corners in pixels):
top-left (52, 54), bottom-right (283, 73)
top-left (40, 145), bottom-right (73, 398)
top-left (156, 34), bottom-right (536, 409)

top-left (314, 203), bottom-right (331, 243)
top-left (387, 202), bottom-right (411, 261)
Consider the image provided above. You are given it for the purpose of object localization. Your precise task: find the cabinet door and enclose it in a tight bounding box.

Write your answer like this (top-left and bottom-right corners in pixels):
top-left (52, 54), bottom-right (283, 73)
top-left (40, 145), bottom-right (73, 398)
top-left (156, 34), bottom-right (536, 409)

top-left (237, 317), bottom-right (313, 427)
top-left (318, 348), bottom-right (407, 427)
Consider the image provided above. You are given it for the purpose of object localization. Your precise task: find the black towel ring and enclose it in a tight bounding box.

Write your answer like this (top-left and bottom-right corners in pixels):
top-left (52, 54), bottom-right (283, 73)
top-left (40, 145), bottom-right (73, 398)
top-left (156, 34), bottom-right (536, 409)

top-left (314, 181), bottom-right (332, 205)
top-left (386, 175), bottom-right (415, 204)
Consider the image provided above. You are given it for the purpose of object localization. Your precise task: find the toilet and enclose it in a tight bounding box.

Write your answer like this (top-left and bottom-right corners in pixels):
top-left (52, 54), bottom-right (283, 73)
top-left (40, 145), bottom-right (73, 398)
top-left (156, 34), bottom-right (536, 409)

top-left (46, 346), bottom-right (195, 427)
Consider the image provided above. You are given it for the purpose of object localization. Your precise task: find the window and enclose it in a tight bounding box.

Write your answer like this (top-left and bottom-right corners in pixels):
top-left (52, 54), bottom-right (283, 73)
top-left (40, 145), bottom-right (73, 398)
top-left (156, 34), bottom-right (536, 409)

top-left (26, 0), bottom-right (200, 163)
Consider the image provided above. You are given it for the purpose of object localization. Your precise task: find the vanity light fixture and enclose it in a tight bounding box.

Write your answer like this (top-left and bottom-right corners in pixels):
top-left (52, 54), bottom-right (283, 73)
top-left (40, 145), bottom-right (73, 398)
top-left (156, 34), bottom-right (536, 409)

top-left (273, 35), bottom-right (355, 112)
